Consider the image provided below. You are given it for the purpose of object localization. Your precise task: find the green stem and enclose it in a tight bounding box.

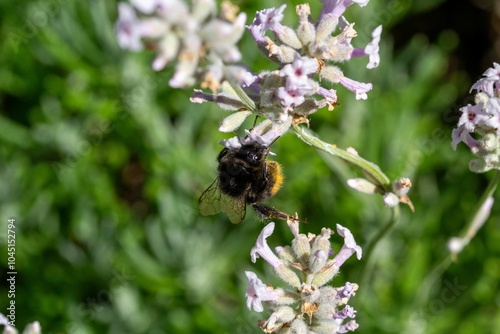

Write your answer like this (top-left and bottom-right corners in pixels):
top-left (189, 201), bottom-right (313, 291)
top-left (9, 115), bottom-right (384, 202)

top-left (443, 168), bottom-right (499, 263)
top-left (410, 170), bottom-right (499, 315)
top-left (366, 206), bottom-right (400, 261)
top-left (359, 205), bottom-right (400, 284)
top-left (293, 124), bottom-right (402, 283)
top-left (459, 169), bottom-right (500, 241)
top-left (293, 124), bottom-right (391, 190)
top-left (413, 255), bottom-right (453, 309)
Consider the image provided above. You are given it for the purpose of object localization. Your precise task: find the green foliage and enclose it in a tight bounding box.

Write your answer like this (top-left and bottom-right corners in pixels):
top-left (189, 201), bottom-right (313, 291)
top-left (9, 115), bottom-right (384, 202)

top-left (0, 0), bottom-right (499, 333)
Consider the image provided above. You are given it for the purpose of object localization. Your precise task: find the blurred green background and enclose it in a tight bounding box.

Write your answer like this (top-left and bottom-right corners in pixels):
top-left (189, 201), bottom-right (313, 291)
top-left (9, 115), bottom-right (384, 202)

top-left (0, 0), bottom-right (499, 333)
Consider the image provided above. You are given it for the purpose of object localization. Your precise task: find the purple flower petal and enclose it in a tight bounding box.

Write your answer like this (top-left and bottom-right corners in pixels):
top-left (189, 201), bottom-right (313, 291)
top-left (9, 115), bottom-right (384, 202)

top-left (116, 3), bottom-right (143, 51)
top-left (470, 62), bottom-right (500, 96)
top-left (364, 25), bottom-right (382, 69)
top-left (251, 223), bottom-right (282, 268)
top-left (451, 124), bottom-right (480, 152)
top-left (334, 224), bottom-right (362, 268)
top-left (458, 103), bottom-right (488, 132)
top-left (338, 320), bottom-right (359, 333)
top-left (338, 77), bottom-right (372, 100)
top-left (332, 305), bottom-right (357, 319)
top-left (245, 271), bottom-right (278, 312)
top-left (256, 5), bottom-right (286, 34)
top-left (320, 0), bottom-right (369, 20)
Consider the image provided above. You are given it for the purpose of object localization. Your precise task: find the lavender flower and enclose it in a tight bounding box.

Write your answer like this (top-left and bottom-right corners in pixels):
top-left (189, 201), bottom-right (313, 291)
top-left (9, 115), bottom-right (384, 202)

top-left (192, 0), bottom-right (382, 145)
top-left (249, 1), bottom-right (381, 99)
top-left (245, 271), bottom-right (280, 312)
top-left (115, 0), bottom-right (248, 91)
top-left (452, 62), bottom-right (500, 172)
top-left (245, 220), bottom-right (362, 333)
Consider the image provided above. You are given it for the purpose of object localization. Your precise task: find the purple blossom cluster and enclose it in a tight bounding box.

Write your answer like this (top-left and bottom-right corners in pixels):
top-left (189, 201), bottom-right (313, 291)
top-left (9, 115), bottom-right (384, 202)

top-left (248, 2), bottom-right (380, 100)
top-left (452, 63), bottom-right (500, 172)
top-left (245, 220), bottom-right (361, 333)
top-left (115, 0), bottom-right (382, 142)
top-left (192, 0), bottom-right (381, 147)
top-left (116, 0), bottom-right (250, 90)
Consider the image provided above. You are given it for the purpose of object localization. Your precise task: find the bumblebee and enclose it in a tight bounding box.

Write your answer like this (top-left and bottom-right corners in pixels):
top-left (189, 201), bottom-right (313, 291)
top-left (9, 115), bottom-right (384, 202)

top-left (199, 141), bottom-right (292, 224)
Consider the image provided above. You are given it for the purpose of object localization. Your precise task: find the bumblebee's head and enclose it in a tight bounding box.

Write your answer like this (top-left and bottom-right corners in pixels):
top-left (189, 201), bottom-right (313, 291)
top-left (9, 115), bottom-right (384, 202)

top-left (236, 143), bottom-right (269, 166)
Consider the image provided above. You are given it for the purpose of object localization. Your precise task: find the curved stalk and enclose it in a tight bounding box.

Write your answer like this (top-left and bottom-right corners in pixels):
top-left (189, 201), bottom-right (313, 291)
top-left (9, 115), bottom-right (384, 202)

top-left (293, 124), bottom-right (392, 190)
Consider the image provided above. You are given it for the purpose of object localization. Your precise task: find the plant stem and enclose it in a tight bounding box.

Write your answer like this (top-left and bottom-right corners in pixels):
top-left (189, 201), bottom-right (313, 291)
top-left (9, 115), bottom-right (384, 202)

top-left (460, 169), bottom-right (499, 240)
top-left (447, 169), bottom-right (500, 261)
top-left (359, 205), bottom-right (400, 285)
top-left (410, 170), bottom-right (499, 318)
top-left (293, 124), bottom-right (391, 190)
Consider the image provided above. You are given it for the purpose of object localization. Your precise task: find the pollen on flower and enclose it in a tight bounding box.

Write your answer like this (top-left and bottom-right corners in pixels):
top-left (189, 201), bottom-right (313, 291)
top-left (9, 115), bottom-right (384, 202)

top-left (301, 301), bottom-right (319, 321)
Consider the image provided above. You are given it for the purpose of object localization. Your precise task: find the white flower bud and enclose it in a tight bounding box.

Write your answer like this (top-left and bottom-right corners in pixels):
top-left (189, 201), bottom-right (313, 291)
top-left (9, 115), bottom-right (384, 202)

top-left (383, 192), bottom-right (399, 208)
top-left (276, 245), bottom-right (297, 263)
top-left (296, 4), bottom-right (315, 46)
top-left (393, 177), bottom-right (412, 197)
top-left (309, 249), bottom-right (328, 274)
top-left (275, 25), bottom-right (303, 49)
top-left (447, 237), bottom-right (465, 255)
top-left (481, 133), bottom-right (498, 151)
top-left (275, 265), bottom-right (301, 288)
top-left (469, 158), bottom-right (491, 173)
top-left (347, 178), bottom-right (378, 194)
top-left (274, 306), bottom-right (296, 323)
top-left (311, 320), bottom-right (340, 333)
top-left (318, 65), bottom-right (343, 84)
top-left (267, 43), bottom-right (297, 64)
top-left (311, 260), bottom-right (338, 287)
top-left (315, 13), bottom-right (339, 42)
top-left (292, 234), bottom-right (311, 263)
top-left (218, 110), bottom-right (251, 132)
top-left (289, 318), bottom-right (308, 334)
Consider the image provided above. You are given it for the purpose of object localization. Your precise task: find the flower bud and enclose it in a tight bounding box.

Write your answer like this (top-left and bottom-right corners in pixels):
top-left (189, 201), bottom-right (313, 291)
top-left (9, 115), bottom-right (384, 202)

top-left (347, 178), bottom-right (377, 194)
top-left (469, 158), bottom-right (491, 173)
top-left (267, 43), bottom-right (297, 64)
top-left (393, 177), bottom-right (412, 197)
top-left (309, 249), bottom-right (328, 274)
top-left (289, 318), bottom-right (308, 334)
top-left (311, 260), bottom-right (338, 287)
top-left (219, 110), bottom-right (251, 132)
top-left (383, 192), bottom-right (399, 207)
top-left (480, 132), bottom-right (498, 151)
top-left (319, 65), bottom-right (343, 84)
top-left (275, 264), bottom-right (301, 288)
top-left (315, 13), bottom-right (339, 42)
top-left (276, 245), bottom-right (297, 263)
top-left (292, 233), bottom-right (311, 263)
top-left (274, 24), bottom-right (303, 49)
top-left (296, 4), bottom-right (316, 46)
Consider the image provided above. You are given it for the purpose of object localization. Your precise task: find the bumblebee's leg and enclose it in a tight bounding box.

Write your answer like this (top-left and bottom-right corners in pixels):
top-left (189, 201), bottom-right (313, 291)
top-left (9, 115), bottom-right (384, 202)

top-left (252, 204), bottom-right (295, 221)
top-left (251, 115), bottom-right (260, 129)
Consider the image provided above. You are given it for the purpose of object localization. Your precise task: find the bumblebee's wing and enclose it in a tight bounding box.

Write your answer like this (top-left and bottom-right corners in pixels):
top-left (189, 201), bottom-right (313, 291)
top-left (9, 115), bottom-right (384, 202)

top-left (199, 178), bottom-right (247, 223)
top-left (222, 196), bottom-right (246, 224)
top-left (199, 178), bottom-right (223, 216)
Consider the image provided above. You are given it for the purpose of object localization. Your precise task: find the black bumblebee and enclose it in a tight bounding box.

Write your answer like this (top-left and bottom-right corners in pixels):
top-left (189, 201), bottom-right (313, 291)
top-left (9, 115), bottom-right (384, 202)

top-left (199, 141), bottom-right (292, 224)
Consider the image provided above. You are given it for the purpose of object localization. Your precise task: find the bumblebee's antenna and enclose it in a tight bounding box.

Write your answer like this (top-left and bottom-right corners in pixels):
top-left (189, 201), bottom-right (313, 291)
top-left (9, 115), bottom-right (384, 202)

top-left (251, 115), bottom-right (260, 129)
